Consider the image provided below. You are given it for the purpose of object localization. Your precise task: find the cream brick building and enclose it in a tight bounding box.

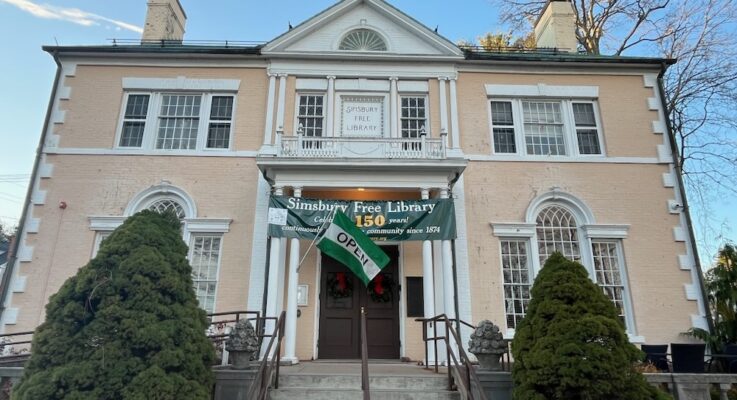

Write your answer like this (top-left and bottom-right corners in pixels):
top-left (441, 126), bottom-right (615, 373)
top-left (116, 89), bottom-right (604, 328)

top-left (0, 0), bottom-right (709, 363)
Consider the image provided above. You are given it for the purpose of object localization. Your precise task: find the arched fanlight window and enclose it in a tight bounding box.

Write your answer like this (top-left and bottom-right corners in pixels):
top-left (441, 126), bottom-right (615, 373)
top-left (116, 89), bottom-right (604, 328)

top-left (339, 29), bottom-right (387, 51)
top-left (536, 205), bottom-right (581, 265)
top-left (147, 198), bottom-right (186, 220)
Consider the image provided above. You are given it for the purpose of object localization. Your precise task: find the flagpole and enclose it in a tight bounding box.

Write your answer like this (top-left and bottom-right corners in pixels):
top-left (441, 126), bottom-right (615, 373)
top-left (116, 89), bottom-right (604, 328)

top-left (297, 207), bottom-right (337, 272)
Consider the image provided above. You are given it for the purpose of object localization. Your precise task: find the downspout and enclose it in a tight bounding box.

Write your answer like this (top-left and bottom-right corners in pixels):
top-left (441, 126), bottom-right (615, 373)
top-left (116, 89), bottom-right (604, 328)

top-left (0, 50), bottom-right (63, 323)
top-left (657, 61), bottom-right (715, 333)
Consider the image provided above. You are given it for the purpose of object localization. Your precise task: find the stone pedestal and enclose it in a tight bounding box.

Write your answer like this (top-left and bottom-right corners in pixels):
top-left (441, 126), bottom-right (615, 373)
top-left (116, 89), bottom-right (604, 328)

top-left (476, 370), bottom-right (513, 400)
top-left (213, 366), bottom-right (257, 400)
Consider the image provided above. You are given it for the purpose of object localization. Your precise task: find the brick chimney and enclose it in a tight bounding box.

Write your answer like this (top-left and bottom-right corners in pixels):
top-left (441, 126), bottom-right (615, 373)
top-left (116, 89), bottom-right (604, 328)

top-left (142, 0), bottom-right (187, 43)
top-left (534, 0), bottom-right (578, 52)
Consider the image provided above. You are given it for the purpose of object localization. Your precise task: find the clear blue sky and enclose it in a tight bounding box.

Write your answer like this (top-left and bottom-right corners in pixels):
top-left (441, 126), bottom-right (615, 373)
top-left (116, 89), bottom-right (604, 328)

top-left (0, 0), bottom-right (732, 262)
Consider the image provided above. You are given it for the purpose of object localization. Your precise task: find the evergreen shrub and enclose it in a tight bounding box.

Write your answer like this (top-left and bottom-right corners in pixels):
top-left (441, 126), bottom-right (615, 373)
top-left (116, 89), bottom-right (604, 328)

top-left (511, 253), bottom-right (670, 400)
top-left (13, 210), bottom-right (214, 400)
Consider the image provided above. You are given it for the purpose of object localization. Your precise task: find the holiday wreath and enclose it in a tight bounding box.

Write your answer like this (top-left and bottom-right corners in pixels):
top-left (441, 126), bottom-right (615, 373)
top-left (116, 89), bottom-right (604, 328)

top-left (327, 272), bottom-right (353, 299)
top-left (367, 273), bottom-right (394, 303)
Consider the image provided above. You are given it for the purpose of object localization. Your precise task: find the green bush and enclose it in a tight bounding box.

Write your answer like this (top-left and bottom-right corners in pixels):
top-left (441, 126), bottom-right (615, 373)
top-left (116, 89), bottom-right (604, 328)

top-left (13, 210), bottom-right (214, 400)
top-left (511, 253), bottom-right (670, 400)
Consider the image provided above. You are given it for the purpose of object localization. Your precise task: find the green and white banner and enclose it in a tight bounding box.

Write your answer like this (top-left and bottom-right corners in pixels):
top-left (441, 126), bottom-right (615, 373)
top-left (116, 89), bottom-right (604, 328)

top-left (267, 195), bottom-right (456, 241)
top-left (317, 211), bottom-right (390, 285)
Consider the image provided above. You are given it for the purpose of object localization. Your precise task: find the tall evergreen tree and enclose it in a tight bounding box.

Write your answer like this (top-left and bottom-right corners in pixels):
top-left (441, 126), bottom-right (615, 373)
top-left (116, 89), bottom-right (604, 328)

top-left (511, 253), bottom-right (669, 400)
top-left (13, 210), bottom-right (214, 400)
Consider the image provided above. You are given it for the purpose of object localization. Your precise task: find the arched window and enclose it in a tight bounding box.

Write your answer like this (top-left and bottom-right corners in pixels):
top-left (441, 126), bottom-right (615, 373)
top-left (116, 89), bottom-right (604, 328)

top-left (146, 198), bottom-right (186, 220)
top-left (494, 191), bottom-right (635, 335)
top-left (90, 183), bottom-right (231, 314)
top-left (535, 205), bottom-right (581, 265)
top-left (339, 29), bottom-right (387, 51)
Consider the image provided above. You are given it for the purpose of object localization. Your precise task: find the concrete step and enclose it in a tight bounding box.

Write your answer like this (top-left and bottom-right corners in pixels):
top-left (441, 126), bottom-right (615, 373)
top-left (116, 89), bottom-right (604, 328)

top-left (277, 373), bottom-right (449, 390)
top-left (269, 387), bottom-right (460, 400)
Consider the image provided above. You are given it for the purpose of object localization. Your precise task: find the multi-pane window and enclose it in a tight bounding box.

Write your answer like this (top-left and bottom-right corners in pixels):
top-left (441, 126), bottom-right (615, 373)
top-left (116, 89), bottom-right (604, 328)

top-left (119, 95), bottom-right (150, 147)
top-left (488, 99), bottom-right (603, 157)
top-left (501, 240), bottom-right (532, 329)
top-left (117, 92), bottom-right (235, 151)
top-left (490, 101), bottom-right (516, 153)
top-left (190, 235), bottom-right (222, 313)
top-left (400, 97), bottom-right (427, 139)
top-left (147, 198), bottom-right (186, 220)
top-left (297, 95), bottom-right (325, 137)
top-left (207, 96), bottom-right (234, 149)
top-left (592, 241), bottom-right (627, 323)
top-left (156, 95), bottom-right (201, 150)
top-left (572, 103), bottom-right (601, 154)
top-left (92, 232), bottom-right (112, 257)
top-left (536, 205), bottom-right (581, 265)
top-left (523, 101), bottom-right (566, 156)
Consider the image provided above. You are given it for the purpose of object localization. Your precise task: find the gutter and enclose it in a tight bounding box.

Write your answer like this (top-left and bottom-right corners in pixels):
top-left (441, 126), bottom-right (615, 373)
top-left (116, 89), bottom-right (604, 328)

top-left (0, 51), bottom-right (63, 323)
top-left (657, 62), bottom-right (715, 333)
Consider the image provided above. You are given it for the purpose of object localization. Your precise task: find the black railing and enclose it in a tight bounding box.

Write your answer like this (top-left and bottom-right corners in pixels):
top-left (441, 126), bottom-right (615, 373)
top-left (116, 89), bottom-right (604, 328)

top-left (108, 39), bottom-right (266, 47)
top-left (0, 311), bottom-right (266, 366)
top-left (360, 307), bottom-right (370, 400)
top-left (416, 315), bottom-right (489, 400)
top-left (246, 311), bottom-right (286, 400)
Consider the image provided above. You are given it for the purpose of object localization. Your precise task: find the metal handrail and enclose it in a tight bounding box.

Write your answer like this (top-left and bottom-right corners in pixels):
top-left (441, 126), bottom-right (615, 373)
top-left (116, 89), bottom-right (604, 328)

top-left (246, 311), bottom-right (286, 400)
top-left (416, 314), bottom-right (488, 400)
top-left (360, 307), bottom-right (370, 400)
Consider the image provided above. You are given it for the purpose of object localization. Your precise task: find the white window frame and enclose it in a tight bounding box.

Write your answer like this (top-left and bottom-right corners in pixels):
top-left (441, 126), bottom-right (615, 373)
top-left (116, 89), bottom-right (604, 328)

top-left (498, 237), bottom-right (534, 337)
top-left (488, 98), bottom-right (605, 158)
top-left (189, 233), bottom-right (224, 314)
top-left (590, 239), bottom-right (636, 334)
top-left (91, 231), bottom-right (113, 258)
top-left (399, 94), bottom-right (430, 138)
top-left (88, 184), bottom-right (232, 314)
top-left (114, 92), bottom-right (236, 152)
top-left (491, 193), bottom-right (637, 339)
top-left (294, 93), bottom-right (327, 138)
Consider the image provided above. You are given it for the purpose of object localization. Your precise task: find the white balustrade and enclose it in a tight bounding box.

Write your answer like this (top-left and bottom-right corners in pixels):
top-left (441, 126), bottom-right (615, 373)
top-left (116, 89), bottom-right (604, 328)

top-left (278, 135), bottom-right (446, 159)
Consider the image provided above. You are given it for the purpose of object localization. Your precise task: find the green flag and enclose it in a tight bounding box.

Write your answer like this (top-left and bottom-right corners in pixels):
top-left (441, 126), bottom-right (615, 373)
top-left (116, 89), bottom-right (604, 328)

top-left (317, 211), bottom-right (390, 285)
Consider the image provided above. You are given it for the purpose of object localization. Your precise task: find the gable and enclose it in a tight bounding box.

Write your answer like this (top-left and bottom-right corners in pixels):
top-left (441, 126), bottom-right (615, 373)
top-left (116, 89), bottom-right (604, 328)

top-left (263, 0), bottom-right (463, 58)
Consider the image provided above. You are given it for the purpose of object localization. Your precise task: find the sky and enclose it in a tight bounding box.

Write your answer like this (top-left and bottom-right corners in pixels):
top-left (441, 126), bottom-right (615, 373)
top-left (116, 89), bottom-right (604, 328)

top-left (0, 0), bottom-right (733, 262)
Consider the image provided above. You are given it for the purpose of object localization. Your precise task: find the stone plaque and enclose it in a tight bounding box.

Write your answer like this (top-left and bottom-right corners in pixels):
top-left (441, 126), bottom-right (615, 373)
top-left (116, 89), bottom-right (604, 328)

top-left (340, 96), bottom-right (384, 136)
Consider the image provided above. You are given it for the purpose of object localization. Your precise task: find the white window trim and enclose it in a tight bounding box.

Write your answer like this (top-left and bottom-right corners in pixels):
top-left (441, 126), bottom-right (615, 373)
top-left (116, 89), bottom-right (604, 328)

top-left (492, 221), bottom-right (637, 338)
top-left (114, 92), bottom-right (237, 152)
top-left (91, 231), bottom-right (113, 258)
top-left (189, 233), bottom-right (224, 314)
top-left (122, 77), bottom-right (240, 92)
top-left (485, 84), bottom-right (599, 98)
top-left (399, 94), bottom-right (430, 137)
top-left (590, 239), bottom-right (638, 339)
top-left (487, 98), bottom-right (606, 158)
top-left (294, 92), bottom-right (327, 136)
top-left (490, 191), bottom-right (637, 338)
top-left (498, 237), bottom-right (534, 338)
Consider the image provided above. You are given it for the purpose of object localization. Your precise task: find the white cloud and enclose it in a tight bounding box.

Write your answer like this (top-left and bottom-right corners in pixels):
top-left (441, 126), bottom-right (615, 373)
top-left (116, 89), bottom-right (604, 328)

top-left (0, 0), bottom-right (143, 34)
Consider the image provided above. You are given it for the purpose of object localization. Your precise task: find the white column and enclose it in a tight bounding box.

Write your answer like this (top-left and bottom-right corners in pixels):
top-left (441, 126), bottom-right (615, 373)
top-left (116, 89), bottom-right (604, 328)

top-left (438, 77), bottom-right (448, 145)
top-left (449, 77), bottom-right (460, 150)
top-left (390, 77), bottom-right (399, 138)
top-left (421, 188), bottom-right (436, 364)
top-left (275, 74), bottom-right (288, 133)
top-left (263, 186), bottom-right (284, 358)
top-left (284, 186), bottom-right (302, 364)
top-left (440, 187), bottom-right (457, 360)
top-left (262, 73), bottom-right (277, 147)
top-left (326, 76), bottom-right (336, 137)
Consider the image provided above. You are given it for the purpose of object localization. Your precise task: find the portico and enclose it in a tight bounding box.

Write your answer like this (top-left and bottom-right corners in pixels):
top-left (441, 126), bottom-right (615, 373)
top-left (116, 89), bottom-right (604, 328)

top-left (256, 158), bottom-right (466, 363)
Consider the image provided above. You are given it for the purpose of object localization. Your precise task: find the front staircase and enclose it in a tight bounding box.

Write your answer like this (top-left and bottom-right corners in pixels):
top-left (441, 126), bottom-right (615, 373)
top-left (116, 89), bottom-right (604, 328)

top-left (268, 362), bottom-right (460, 400)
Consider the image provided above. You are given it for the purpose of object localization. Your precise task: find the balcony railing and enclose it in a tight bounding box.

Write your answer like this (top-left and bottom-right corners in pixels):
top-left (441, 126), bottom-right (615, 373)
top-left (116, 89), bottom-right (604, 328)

top-left (276, 132), bottom-right (446, 159)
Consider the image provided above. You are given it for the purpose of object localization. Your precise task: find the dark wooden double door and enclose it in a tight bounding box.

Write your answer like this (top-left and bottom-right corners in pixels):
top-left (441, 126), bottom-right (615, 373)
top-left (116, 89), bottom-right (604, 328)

top-left (318, 246), bottom-right (400, 359)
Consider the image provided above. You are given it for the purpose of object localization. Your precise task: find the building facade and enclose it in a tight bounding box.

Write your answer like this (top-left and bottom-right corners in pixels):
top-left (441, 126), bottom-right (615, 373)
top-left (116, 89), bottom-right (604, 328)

top-left (0, 0), bottom-right (708, 363)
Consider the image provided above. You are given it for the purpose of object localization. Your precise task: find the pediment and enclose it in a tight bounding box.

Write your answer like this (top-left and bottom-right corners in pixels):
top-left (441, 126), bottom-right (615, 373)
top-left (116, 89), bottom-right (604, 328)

top-left (262, 0), bottom-right (463, 58)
